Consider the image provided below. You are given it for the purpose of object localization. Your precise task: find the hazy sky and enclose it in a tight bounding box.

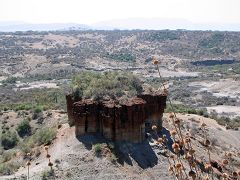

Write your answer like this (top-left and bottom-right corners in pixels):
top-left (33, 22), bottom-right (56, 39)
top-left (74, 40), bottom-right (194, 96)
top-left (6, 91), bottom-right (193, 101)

top-left (0, 0), bottom-right (240, 24)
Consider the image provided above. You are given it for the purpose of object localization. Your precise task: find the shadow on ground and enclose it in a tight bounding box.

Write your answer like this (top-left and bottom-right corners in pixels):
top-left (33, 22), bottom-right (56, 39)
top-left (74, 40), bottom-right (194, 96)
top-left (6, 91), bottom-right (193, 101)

top-left (76, 127), bottom-right (174, 169)
top-left (77, 133), bottom-right (106, 150)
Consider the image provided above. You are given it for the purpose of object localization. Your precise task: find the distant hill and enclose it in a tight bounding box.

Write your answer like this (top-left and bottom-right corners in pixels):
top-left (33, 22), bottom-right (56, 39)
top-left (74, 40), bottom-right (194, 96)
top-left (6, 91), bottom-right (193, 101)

top-left (0, 22), bottom-right (91, 32)
top-left (1, 18), bottom-right (240, 32)
top-left (92, 18), bottom-right (240, 31)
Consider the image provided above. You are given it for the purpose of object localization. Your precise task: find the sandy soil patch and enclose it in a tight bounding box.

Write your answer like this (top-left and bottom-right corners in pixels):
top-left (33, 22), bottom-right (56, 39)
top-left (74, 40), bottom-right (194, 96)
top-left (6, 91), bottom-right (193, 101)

top-left (206, 105), bottom-right (240, 117)
top-left (77, 33), bottom-right (105, 40)
top-left (43, 34), bottom-right (79, 47)
top-left (29, 62), bottom-right (71, 75)
top-left (0, 76), bottom-right (7, 81)
top-left (14, 81), bottom-right (59, 91)
top-left (189, 78), bottom-right (240, 98)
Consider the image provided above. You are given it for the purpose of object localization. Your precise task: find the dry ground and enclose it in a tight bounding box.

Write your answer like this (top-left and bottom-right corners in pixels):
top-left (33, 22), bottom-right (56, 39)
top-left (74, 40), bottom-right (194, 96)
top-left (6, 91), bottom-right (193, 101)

top-left (1, 113), bottom-right (239, 180)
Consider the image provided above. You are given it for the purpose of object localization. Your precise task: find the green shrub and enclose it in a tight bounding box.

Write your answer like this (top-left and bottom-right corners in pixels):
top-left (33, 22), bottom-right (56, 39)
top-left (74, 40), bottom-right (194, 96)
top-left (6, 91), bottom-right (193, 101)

top-left (105, 52), bottom-right (136, 62)
top-left (199, 33), bottom-right (225, 48)
top-left (0, 88), bottom-right (66, 112)
top-left (14, 103), bottom-right (32, 111)
top-left (19, 139), bottom-right (34, 154)
top-left (110, 153), bottom-right (118, 164)
top-left (197, 109), bottom-right (204, 116)
top-left (215, 116), bottom-right (240, 129)
top-left (71, 71), bottom-right (143, 100)
top-left (16, 119), bottom-right (31, 137)
top-left (165, 103), bottom-right (197, 114)
top-left (0, 163), bottom-right (12, 175)
top-left (0, 150), bottom-right (17, 163)
top-left (94, 143), bottom-right (103, 156)
top-left (41, 169), bottom-right (55, 180)
top-left (34, 127), bottom-right (57, 145)
top-left (20, 127), bottom-right (57, 153)
top-left (197, 109), bottom-right (209, 118)
top-left (2, 77), bottom-right (17, 85)
top-left (0, 162), bottom-right (21, 175)
top-left (32, 106), bottom-right (44, 120)
top-left (145, 31), bottom-right (179, 41)
top-left (34, 106), bottom-right (43, 113)
top-left (1, 131), bottom-right (18, 150)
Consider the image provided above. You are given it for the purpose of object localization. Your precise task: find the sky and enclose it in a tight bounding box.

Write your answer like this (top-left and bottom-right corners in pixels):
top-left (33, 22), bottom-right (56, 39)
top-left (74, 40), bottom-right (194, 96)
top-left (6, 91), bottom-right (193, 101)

top-left (0, 0), bottom-right (240, 25)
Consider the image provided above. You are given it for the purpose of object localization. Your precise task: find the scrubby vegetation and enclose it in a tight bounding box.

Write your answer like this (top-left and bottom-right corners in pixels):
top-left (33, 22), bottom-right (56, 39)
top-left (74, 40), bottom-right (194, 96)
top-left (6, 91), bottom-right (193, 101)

top-left (0, 162), bottom-right (21, 175)
top-left (1, 131), bottom-right (18, 150)
top-left (213, 116), bottom-right (240, 130)
top-left (94, 143), bottom-right (103, 156)
top-left (71, 71), bottom-right (143, 100)
top-left (165, 103), bottom-right (197, 114)
top-left (144, 31), bottom-right (180, 41)
top-left (20, 127), bottom-right (57, 154)
top-left (199, 33), bottom-right (225, 48)
top-left (165, 103), bottom-right (209, 116)
top-left (33, 127), bottom-right (57, 146)
top-left (165, 103), bottom-right (240, 129)
top-left (14, 103), bottom-right (33, 111)
top-left (0, 29), bottom-right (240, 178)
top-left (93, 143), bottom-right (118, 164)
top-left (0, 150), bottom-right (17, 163)
top-left (105, 52), bottom-right (136, 62)
top-left (193, 62), bottom-right (240, 75)
top-left (153, 60), bottom-right (239, 180)
top-left (1, 77), bottom-right (17, 85)
top-left (41, 169), bottom-right (55, 180)
top-left (0, 88), bottom-right (67, 111)
top-left (16, 119), bottom-right (31, 137)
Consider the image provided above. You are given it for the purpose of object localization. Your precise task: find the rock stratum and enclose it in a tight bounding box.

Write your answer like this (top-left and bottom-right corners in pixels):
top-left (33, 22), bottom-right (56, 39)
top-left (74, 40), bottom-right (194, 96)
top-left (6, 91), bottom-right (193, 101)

top-left (66, 94), bottom-right (167, 143)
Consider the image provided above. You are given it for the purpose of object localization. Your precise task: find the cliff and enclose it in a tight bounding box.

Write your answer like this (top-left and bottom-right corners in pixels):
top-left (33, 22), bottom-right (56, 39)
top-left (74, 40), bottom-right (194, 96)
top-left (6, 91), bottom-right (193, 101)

top-left (66, 94), bottom-right (167, 143)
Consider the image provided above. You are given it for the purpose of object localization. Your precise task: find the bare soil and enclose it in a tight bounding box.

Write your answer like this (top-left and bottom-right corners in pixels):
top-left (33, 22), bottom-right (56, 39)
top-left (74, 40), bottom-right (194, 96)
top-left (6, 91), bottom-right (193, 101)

top-left (2, 113), bottom-right (239, 180)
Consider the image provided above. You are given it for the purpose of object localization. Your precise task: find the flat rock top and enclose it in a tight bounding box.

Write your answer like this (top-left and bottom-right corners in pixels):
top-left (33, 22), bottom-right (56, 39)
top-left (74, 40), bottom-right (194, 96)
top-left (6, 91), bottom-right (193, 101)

top-left (73, 94), bottom-right (167, 108)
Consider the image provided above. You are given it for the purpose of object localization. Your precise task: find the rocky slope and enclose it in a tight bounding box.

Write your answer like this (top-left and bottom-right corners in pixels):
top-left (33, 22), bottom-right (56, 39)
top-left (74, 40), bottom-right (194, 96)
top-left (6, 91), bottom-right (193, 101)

top-left (1, 113), bottom-right (239, 180)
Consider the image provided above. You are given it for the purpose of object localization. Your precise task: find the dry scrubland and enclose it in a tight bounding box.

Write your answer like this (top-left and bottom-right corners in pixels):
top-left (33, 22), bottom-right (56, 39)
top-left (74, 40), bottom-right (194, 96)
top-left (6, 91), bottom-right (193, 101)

top-left (0, 30), bottom-right (240, 179)
top-left (1, 114), bottom-right (239, 179)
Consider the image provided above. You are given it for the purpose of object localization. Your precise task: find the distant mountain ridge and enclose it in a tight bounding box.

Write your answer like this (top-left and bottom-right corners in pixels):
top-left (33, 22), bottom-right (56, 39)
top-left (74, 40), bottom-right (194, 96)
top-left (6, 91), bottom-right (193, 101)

top-left (92, 18), bottom-right (240, 31)
top-left (1, 18), bottom-right (240, 32)
top-left (0, 22), bottom-right (91, 32)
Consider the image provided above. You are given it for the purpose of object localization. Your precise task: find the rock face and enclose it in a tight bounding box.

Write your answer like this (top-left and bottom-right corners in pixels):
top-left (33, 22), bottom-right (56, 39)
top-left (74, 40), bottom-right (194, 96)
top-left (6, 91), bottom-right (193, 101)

top-left (66, 94), bottom-right (167, 143)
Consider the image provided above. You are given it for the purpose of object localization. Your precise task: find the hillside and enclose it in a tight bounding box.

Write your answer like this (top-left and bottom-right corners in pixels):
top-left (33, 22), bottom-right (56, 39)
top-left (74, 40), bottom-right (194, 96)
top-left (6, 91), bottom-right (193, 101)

top-left (1, 113), bottom-right (239, 179)
top-left (0, 30), bottom-right (240, 179)
top-left (1, 30), bottom-right (240, 83)
top-left (1, 30), bottom-right (240, 124)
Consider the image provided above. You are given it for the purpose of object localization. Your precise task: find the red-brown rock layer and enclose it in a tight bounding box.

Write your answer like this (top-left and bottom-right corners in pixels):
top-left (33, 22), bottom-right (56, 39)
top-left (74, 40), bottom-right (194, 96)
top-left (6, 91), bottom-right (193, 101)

top-left (66, 94), bottom-right (167, 143)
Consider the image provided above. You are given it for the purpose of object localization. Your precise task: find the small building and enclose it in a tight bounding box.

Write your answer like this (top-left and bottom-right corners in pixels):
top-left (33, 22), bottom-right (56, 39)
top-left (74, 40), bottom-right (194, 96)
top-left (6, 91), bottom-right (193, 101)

top-left (66, 94), bottom-right (167, 143)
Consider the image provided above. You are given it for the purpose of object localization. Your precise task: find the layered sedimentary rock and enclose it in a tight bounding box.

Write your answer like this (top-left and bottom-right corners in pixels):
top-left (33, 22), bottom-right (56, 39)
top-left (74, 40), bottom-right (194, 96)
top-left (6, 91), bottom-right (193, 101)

top-left (66, 95), bottom-right (75, 126)
top-left (66, 94), bottom-right (167, 143)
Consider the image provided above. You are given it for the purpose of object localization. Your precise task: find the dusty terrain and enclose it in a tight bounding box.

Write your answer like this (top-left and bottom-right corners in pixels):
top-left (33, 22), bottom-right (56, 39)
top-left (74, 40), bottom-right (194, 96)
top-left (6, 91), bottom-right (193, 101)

top-left (1, 113), bottom-right (239, 180)
top-left (1, 30), bottom-right (240, 179)
top-left (189, 79), bottom-right (240, 99)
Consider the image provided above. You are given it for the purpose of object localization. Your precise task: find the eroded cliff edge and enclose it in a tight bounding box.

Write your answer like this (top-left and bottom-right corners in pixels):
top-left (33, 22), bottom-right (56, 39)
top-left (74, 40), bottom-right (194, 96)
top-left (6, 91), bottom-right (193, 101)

top-left (66, 94), bottom-right (167, 143)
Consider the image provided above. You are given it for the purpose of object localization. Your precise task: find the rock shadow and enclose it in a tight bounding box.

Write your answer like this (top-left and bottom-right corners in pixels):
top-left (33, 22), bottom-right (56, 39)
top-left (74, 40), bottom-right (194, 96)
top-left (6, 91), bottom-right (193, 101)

top-left (159, 127), bottom-right (184, 155)
top-left (161, 127), bottom-right (174, 152)
top-left (76, 133), bottom-right (107, 150)
top-left (76, 134), bottom-right (158, 169)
